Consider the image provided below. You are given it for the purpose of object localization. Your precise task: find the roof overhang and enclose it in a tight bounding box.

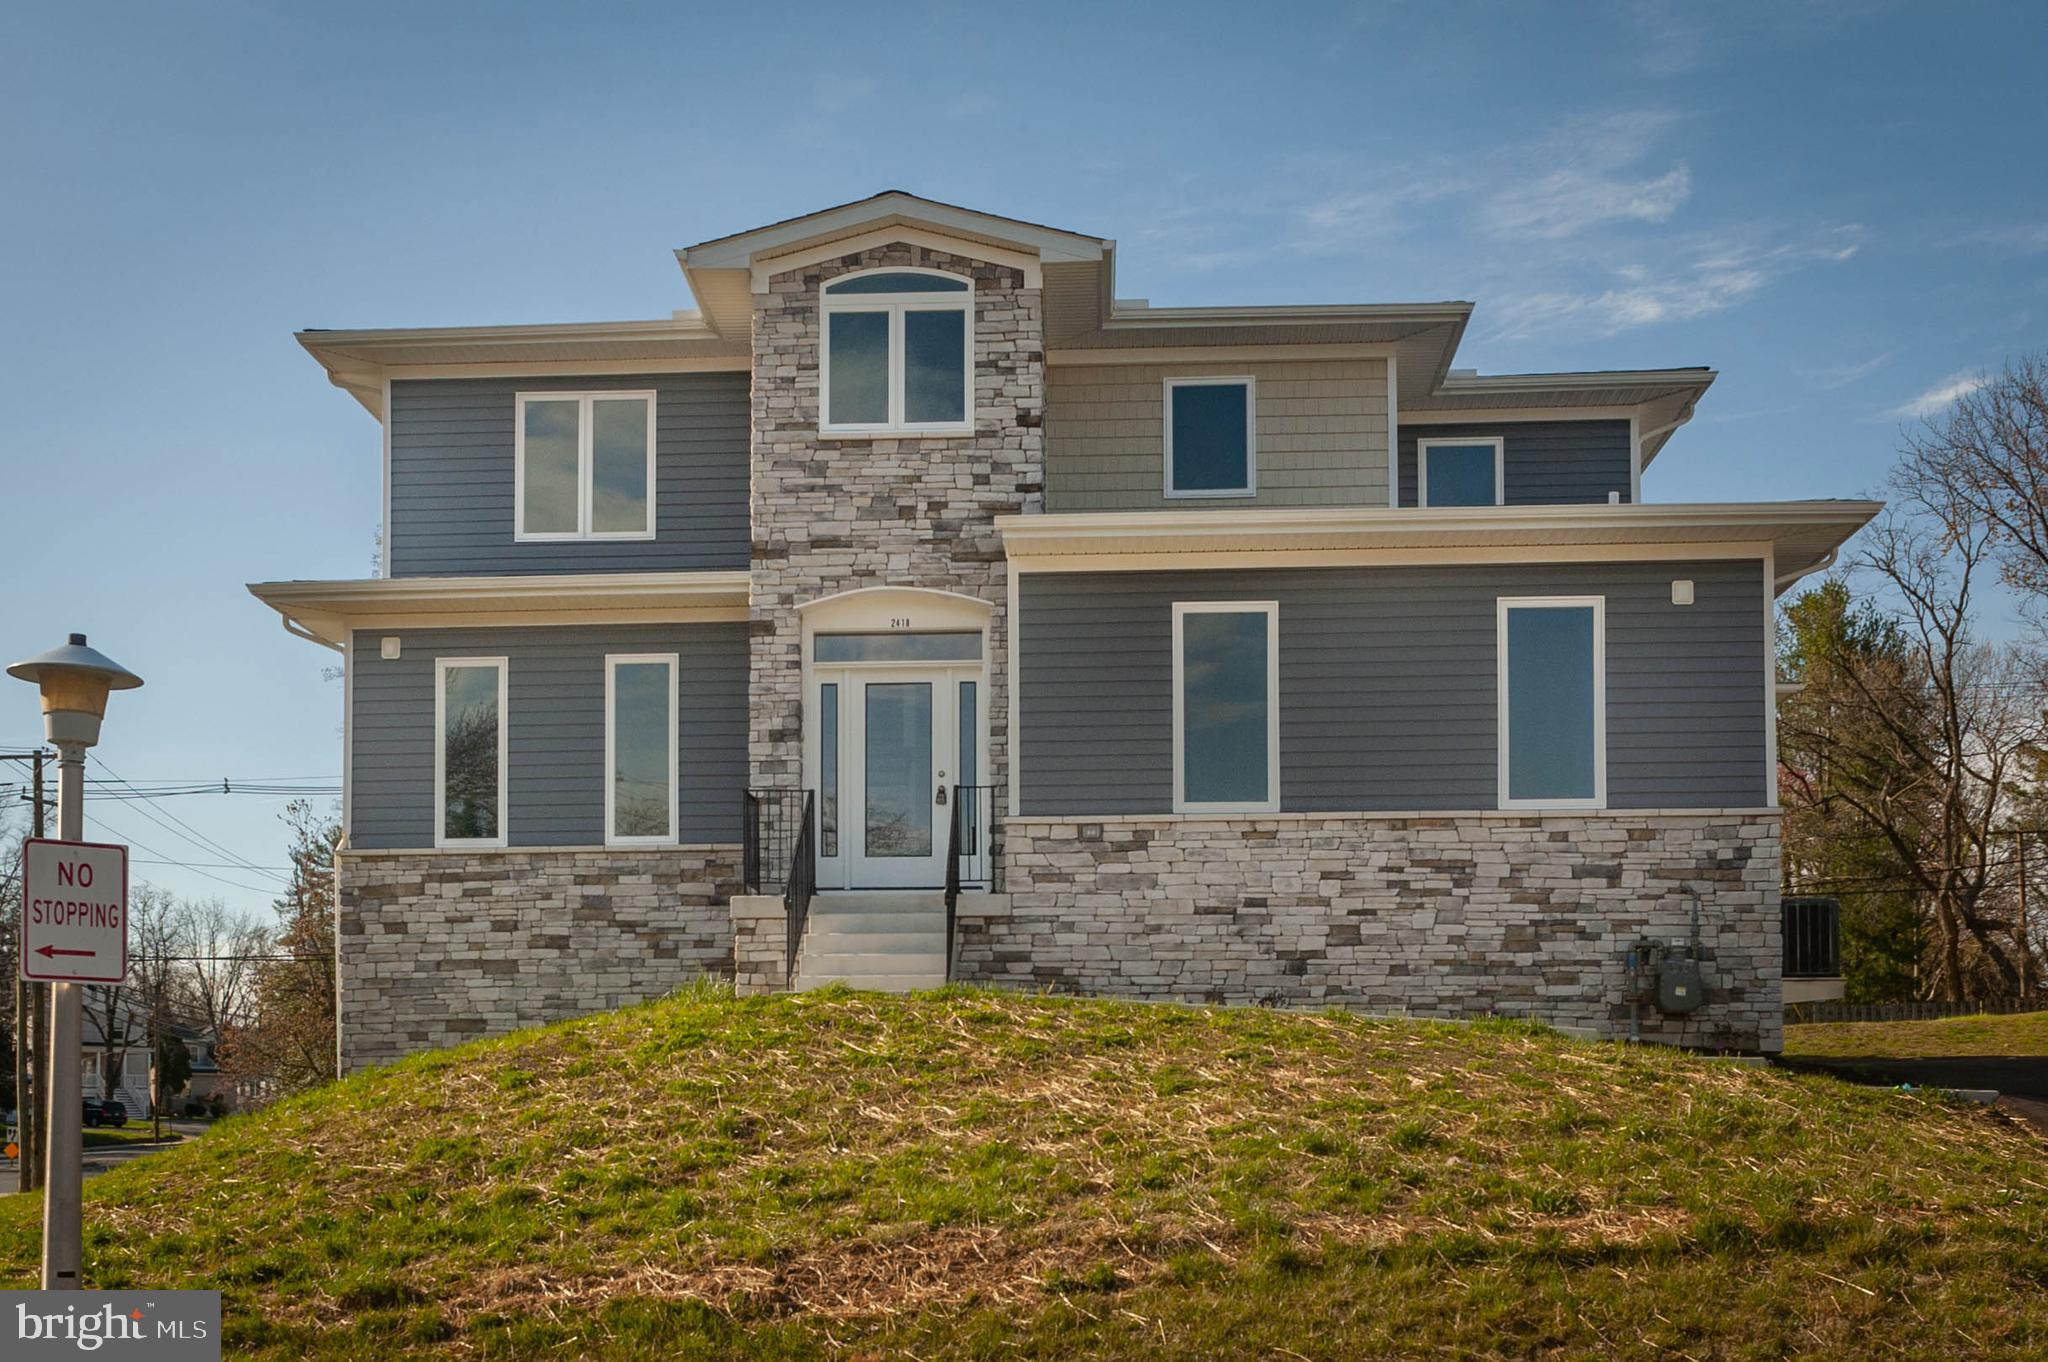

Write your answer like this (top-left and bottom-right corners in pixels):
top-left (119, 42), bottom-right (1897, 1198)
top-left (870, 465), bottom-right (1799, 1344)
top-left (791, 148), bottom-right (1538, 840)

top-left (996, 501), bottom-right (1879, 593)
top-left (295, 321), bottom-right (746, 418)
top-left (1408, 369), bottom-right (1717, 468)
top-left (248, 571), bottom-right (752, 649)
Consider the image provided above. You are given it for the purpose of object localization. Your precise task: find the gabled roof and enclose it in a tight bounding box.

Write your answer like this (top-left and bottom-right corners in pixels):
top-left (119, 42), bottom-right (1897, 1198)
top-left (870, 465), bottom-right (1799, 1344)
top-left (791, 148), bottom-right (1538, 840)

top-left (678, 190), bottom-right (1108, 266)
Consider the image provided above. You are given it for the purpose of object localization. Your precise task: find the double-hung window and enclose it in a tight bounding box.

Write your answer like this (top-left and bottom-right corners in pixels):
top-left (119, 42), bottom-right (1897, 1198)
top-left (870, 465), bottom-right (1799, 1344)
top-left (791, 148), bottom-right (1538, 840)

top-left (820, 270), bottom-right (973, 434)
top-left (1418, 436), bottom-right (1504, 507)
top-left (606, 654), bottom-right (679, 845)
top-left (1173, 601), bottom-right (1280, 812)
top-left (516, 391), bottom-right (656, 540)
top-left (1164, 377), bottom-right (1256, 497)
top-left (436, 657), bottom-right (508, 847)
top-left (1497, 598), bottom-right (1605, 809)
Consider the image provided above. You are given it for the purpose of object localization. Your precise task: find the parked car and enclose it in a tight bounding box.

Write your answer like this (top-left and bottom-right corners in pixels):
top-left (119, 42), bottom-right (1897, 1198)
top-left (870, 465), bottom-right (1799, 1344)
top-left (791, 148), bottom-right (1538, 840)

top-left (81, 1098), bottom-right (128, 1129)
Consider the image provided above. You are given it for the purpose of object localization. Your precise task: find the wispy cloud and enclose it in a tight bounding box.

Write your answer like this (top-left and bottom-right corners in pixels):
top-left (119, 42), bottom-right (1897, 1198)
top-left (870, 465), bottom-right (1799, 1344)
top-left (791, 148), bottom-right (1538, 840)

top-left (1800, 352), bottom-right (1892, 389)
top-left (1884, 371), bottom-right (1987, 420)
top-left (813, 75), bottom-right (878, 115)
top-left (1485, 227), bottom-right (1862, 339)
top-left (1948, 223), bottom-right (2048, 255)
top-left (1485, 164), bottom-right (1692, 240)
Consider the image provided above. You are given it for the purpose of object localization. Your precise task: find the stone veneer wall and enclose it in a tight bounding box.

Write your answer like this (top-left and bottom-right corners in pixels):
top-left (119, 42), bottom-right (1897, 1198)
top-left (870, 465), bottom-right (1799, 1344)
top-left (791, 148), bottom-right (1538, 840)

top-left (960, 812), bottom-right (1783, 1051)
top-left (335, 846), bottom-right (741, 1070)
top-left (748, 242), bottom-right (1043, 788)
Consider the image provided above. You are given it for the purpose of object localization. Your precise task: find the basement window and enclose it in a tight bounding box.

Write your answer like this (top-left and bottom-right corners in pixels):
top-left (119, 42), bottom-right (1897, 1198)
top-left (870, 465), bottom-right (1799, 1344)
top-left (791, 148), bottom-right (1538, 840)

top-left (820, 269), bottom-right (973, 435)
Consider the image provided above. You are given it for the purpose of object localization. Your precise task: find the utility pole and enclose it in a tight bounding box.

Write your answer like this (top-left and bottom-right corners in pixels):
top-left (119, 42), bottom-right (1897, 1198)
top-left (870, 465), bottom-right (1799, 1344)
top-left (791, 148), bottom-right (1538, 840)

top-left (6, 748), bottom-right (48, 1193)
top-left (2020, 830), bottom-right (2033, 1001)
top-left (26, 751), bottom-right (46, 1191)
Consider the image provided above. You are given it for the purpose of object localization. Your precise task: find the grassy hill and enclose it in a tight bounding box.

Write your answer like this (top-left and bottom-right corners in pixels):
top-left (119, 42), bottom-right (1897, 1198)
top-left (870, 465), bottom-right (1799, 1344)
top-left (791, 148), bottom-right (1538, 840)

top-left (2, 985), bottom-right (2043, 1359)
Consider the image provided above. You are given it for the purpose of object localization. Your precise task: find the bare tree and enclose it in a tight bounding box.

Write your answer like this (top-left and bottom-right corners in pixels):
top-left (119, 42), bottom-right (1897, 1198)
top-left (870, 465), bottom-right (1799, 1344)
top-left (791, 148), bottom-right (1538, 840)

top-left (181, 898), bottom-right (270, 1040)
top-left (1784, 504), bottom-right (2044, 998)
top-left (1894, 355), bottom-right (2048, 622)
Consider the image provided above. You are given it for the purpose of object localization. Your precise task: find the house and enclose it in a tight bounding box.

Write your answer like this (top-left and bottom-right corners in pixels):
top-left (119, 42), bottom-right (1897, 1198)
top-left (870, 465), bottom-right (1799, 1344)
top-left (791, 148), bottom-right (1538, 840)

top-left (251, 192), bottom-right (1879, 1070)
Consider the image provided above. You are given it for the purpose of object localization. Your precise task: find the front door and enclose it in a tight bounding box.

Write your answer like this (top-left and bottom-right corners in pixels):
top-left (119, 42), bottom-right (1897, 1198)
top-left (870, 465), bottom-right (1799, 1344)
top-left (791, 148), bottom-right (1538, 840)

top-left (813, 663), bottom-right (983, 889)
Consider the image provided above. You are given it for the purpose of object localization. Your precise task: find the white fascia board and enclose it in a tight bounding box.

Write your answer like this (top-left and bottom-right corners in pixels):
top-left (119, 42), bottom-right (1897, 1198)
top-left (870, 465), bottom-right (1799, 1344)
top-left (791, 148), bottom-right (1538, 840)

top-left (1433, 368), bottom-right (1718, 393)
top-left (680, 193), bottom-right (1106, 270)
top-left (248, 571), bottom-right (752, 646)
top-left (1100, 301), bottom-right (1472, 330)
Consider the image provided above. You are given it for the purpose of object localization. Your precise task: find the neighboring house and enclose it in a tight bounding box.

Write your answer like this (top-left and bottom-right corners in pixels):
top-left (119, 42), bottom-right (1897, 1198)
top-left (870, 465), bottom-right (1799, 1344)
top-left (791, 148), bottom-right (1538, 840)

top-left (77, 990), bottom-right (157, 1115)
top-left (252, 192), bottom-right (1878, 1070)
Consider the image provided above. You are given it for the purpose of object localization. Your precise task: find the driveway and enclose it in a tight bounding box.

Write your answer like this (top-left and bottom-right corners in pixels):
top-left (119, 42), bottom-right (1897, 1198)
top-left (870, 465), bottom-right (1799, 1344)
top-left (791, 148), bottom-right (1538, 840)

top-left (1780, 1055), bottom-right (2048, 1134)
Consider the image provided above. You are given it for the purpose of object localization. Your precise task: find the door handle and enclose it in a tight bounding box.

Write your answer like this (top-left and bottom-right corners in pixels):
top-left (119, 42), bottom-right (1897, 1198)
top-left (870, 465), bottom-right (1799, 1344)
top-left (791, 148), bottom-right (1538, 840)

top-left (935, 785), bottom-right (948, 807)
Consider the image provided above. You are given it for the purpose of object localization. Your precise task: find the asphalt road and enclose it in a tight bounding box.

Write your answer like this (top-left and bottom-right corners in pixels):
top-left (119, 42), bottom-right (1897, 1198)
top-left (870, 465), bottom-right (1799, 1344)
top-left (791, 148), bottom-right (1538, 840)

top-left (0, 1119), bottom-right (209, 1195)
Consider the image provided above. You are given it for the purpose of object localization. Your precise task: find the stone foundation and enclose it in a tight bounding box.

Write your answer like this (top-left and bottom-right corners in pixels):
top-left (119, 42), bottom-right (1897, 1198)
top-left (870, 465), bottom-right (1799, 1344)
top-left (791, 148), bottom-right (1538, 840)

top-left (335, 846), bottom-right (742, 1070)
top-left (961, 812), bottom-right (1783, 1051)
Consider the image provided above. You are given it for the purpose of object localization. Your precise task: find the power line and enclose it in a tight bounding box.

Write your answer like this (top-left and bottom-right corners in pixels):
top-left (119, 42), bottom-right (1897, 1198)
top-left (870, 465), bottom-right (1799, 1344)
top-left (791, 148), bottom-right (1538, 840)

top-left (88, 754), bottom-right (288, 885)
top-left (76, 808), bottom-right (282, 898)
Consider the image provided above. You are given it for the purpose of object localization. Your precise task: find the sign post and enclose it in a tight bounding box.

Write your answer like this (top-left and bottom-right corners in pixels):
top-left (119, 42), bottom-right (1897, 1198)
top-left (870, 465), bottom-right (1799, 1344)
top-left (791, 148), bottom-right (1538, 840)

top-left (7, 633), bottom-right (143, 1291)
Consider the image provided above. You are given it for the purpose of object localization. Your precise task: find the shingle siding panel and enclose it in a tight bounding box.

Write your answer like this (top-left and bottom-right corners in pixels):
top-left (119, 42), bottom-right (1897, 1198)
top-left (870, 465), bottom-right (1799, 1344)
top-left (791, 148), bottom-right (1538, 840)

top-left (348, 623), bottom-right (747, 849)
top-left (1398, 420), bottom-right (1632, 506)
top-left (1045, 359), bottom-right (1390, 511)
top-left (386, 373), bottom-right (751, 576)
top-left (1018, 560), bottom-right (1766, 815)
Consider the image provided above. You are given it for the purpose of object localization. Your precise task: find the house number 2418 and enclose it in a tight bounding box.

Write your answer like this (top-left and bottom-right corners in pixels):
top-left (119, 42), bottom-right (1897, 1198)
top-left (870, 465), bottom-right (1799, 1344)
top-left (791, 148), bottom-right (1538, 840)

top-left (890, 618), bottom-right (913, 629)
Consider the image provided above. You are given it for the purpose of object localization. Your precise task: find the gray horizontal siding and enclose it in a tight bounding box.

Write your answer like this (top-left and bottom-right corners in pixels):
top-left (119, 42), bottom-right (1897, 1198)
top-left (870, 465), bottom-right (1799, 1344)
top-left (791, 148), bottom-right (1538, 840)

top-left (387, 373), bottom-right (750, 576)
top-left (349, 623), bottom-right (747, 848)
top-left (1397, 421), bottom-right (1632, 506)
top-left (1018, 560), bottom-right (1767, 815)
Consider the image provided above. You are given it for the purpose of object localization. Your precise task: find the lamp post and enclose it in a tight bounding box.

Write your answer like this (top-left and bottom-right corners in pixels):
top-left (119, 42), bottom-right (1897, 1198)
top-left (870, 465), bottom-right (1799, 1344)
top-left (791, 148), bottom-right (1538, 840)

top-left (7, 634), bottom-right (141, 1290)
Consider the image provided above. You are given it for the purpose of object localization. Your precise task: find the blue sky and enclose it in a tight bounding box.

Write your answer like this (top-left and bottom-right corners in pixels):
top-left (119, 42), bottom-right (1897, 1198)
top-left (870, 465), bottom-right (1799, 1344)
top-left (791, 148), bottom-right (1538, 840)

top-left (1, 0), bottom-right (2042, 916)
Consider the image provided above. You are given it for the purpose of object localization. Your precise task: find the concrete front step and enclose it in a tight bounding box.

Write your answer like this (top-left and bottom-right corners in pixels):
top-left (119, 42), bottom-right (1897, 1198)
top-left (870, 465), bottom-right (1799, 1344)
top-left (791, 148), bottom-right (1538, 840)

top-left (795, 891), bottom-right (948, 992)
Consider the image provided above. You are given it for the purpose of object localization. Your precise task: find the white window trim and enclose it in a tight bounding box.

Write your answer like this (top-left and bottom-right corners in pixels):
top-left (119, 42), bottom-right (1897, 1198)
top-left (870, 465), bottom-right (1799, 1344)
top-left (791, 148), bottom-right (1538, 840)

top-left (1496, 597), bottom-right (1606, 811)
top-left (1171, 600), bottom-right (1282, 814)
top-left (1163, 376), bottom-right (1257, 499)
top-left (1418, 435), bottom-right (1506, 508)
top-left (819, 268), bottom-right (975, 436)
top-left (514, 391), bottom-right (657, 542)
top-left (434, 656), bottom-right (510, 849)
top-left (605, 653), bottom-right (680, 847)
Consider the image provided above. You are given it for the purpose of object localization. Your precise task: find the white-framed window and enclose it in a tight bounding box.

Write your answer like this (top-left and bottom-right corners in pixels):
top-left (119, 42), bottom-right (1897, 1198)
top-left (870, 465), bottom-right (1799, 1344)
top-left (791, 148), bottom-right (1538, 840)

top-left (435, 657), bottom-right (509, 848)
top-left (514, 391), bottom-right (656, 541)
top-left (1172, 601), bottom-right (1280, 813)
top-left (1497, 597), bottom-right (1606, 810)
top-left (1418, 436), bottom-right (1505, 507)
top-left (819, 269), bottom-right (974, 435)
top-left (1164, 376), bottom-right (1256, 498)
top-left (606, 653), bottom-right (679, 846)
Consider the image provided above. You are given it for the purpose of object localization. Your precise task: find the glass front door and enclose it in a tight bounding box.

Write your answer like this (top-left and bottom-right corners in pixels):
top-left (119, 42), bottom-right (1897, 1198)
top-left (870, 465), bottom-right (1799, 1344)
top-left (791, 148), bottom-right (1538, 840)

top-left (813, 663), bottom-right (982, 889)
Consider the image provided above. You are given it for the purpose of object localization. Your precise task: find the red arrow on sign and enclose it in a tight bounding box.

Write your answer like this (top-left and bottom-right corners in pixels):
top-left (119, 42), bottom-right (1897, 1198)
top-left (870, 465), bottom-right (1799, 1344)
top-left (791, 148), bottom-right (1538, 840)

top-left (34, 945), bottom-right (97, 958)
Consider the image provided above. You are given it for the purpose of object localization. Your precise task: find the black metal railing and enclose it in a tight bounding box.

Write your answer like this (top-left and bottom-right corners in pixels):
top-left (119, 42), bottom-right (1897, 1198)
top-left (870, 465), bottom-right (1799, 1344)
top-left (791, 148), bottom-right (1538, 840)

top-left (1783, 895), bottom-right (1842, 979)
top-left (785, 791), bottom-right (817, 984)
top-left (742, 788), bottom-right (819, 986)
top-left (944, 784), bottom-right (1001, 981)
top-left (742, 788), bottom-right (809, 894)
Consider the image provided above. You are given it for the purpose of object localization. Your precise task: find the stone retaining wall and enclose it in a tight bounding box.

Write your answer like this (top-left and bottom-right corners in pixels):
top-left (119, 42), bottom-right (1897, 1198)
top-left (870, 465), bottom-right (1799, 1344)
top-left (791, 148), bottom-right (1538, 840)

top-left (335, 846), bottom-right (741, 1070)
top-left (960, 812), bottom-right (1783, 1051)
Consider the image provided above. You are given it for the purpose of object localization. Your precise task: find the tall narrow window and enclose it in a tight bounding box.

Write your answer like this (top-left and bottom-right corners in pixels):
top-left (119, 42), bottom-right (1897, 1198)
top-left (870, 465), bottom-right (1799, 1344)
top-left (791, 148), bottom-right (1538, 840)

top-left (437, 658), bottom-right (507, 847)
top-left (516, 392), bottom-right (656, 540)
top-left (1164, 378), bottom-right (1255, 497)
top-left (1419, 437), bottom-right (1504, 507)
top-left (820, 270), bottom-right (972, 434)
top-left (607, 655), bottom-right (678, 845)
top-left (1173, 602), bottom-right (1280, 812)
top-left (1498, 598), bottom-right (1605, 808)
top-left (819, 682), bottom-right (840, 858)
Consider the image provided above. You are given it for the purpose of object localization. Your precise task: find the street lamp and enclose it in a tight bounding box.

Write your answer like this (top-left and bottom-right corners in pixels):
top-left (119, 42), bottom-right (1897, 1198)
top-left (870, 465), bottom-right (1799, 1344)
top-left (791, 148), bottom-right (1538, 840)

top-left (7, 633), bottom-right (142, 1290)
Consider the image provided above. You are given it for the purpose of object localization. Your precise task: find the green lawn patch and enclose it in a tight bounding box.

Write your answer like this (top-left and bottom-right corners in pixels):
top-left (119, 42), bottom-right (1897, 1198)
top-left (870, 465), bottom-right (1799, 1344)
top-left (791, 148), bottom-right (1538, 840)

top-left (1785, 1010), bottom-right (2048, 1059)
top-left (1, 983), bottom-right (2042, 1359)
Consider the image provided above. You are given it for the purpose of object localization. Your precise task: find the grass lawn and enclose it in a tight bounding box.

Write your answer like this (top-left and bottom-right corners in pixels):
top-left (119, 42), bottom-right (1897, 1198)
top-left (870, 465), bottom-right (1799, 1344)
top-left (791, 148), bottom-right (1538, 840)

top-left (1, 984), bottom-right (2043, 1359)
top-left (83, 1124), bottom-right (179, 1150)
top-left (1785, 1010), bottom-right (2048, 1059)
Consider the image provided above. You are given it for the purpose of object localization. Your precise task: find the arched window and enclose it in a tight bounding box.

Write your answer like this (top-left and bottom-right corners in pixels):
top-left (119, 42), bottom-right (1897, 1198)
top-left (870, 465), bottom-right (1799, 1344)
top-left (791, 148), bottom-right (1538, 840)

top-left (820, 268), bottom-right (973, 434)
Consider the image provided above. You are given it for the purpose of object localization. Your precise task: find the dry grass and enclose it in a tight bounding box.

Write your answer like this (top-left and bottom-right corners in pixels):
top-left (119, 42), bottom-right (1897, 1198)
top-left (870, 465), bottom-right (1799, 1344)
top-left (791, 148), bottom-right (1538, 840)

top-left (1, 984), bottom-right (2043, 1359)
